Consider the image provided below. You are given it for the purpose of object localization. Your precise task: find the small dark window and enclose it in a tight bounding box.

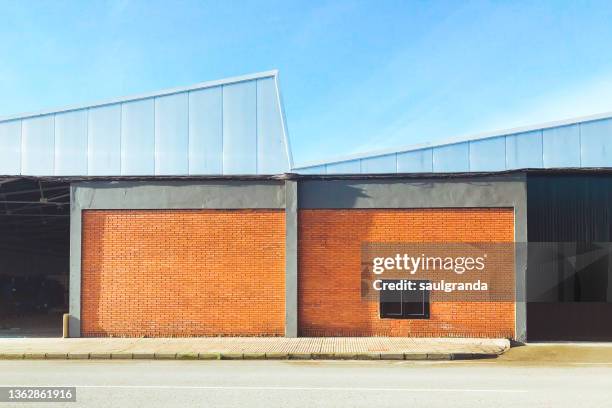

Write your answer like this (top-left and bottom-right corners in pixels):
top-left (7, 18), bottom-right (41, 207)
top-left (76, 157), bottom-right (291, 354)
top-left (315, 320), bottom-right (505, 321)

top-left (380, 279), bottom-right (430, 319)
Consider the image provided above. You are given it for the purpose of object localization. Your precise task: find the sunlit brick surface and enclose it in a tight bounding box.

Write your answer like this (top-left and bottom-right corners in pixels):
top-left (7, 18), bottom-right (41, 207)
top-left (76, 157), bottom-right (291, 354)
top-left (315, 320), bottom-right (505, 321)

top-left (81, 209), bottom-right (285, 337)
top-left (298, 208), bottom-right (515, 338)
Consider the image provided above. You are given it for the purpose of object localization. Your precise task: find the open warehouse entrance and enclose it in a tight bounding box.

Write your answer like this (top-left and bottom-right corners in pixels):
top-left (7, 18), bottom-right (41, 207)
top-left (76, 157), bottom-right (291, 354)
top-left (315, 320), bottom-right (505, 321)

top-left (0, 178), bottom-right (69, 337)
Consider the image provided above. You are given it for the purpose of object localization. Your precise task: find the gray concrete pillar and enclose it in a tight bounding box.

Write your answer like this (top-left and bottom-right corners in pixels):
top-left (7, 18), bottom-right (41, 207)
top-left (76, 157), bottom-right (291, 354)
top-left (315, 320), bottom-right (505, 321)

top-left (68, 185), bottom-right (82, 337)
top-left (284, 179), bottom-right (298, 337)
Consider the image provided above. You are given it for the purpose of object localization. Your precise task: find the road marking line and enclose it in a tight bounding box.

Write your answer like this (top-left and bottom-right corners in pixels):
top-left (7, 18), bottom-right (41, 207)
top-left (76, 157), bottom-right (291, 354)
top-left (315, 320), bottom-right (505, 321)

top-left (0, 385), bottom-right (526, 393)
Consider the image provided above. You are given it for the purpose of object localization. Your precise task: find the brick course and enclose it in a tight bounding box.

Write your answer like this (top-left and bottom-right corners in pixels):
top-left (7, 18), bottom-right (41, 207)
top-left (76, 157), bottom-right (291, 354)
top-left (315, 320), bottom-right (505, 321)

top-left (81, 209), bottom-right (285, 337)
top-left (298, 208), bottom-right (515, 338)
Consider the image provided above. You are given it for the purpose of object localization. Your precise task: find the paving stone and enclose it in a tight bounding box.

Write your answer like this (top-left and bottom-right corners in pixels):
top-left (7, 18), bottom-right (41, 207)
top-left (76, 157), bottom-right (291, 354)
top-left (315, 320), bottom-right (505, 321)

top-left (403, 353), bottom-right (428, 360)
top-left (380, 353), bottom-right (405, 360)
top-left (265, 352), bottom-right (288, 360)
top-left (312, 353), bottom-right (338, 360)
top-left (175, 353), bottom-right (198, 360)
top-left (24, 353), bottom-right (46, 359)
top-left (154, 353), bottom-right (177, 360)
top-left (68, 353), bottom-right (90, 360)
top-left (90, 353), bottom-right (111, 359)
top-left (198, 353), bottom-right (221, 360)
top-left (243, 353), bottom-right (266, 360)
top-left (133, 353), bottom-right (155, 359)
top-left (111, 353), bottom-right (133, 359)
top-left (220, 353), bottom-right (244, 360)
top-left (334, 353), bottom-right (358, 360)
top-left (45, 353), bottom-right (68, 359)
top-left (427, 353), bottom-right (452, 360)
top-left (288, 353), bottom-right (312, 360)
top-left (452, 353), bottom-right (498, 360)
top-left (356, 353), bottom-right (381, 360)
top-left (0, 353), bottom-right (24, 360)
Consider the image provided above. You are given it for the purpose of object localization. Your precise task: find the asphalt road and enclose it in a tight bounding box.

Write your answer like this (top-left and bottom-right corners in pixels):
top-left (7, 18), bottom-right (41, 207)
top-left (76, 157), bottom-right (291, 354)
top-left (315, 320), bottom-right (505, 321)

top-left (0, 358), bottom-right (610, 408)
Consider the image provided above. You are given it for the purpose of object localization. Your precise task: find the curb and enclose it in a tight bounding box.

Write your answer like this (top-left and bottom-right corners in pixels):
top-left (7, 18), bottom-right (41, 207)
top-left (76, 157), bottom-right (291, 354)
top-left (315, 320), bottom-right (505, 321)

top-left (0, 352), bottom-right (500, 361)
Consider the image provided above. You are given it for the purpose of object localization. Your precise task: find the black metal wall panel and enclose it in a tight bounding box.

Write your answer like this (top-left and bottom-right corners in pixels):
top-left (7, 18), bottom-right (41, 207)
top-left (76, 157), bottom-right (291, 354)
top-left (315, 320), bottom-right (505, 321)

top-left (527, 174), bottom-right (612, 242)
top-left (527, 173), bottom-right (612, 340)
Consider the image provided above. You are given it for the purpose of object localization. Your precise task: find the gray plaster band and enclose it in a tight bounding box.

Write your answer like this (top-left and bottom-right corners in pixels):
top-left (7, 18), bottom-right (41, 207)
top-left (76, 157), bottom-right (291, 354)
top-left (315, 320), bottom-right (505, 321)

top-left (297, 175), bottom-right (528, 341)
top-left (72, 180), bottom-right (285, 209)
top-left (69, 180), bottom-right (285, 337)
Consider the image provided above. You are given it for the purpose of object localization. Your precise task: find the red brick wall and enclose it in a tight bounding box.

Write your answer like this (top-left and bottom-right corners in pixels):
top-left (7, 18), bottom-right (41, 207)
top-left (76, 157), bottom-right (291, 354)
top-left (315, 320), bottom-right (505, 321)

top-left (81, 209), bottom-right (285, 337)
top-left (298, 208), bottom-right (515, 338)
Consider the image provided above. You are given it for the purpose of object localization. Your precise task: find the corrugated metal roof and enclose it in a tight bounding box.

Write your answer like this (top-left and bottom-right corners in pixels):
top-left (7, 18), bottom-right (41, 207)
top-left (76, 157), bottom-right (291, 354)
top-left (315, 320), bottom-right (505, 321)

top-left (4, 69), bottom-right (612, 177)
top-left (293, 112), bottom-right (612, 174)
top-left (0, 71), bottom-right (292, 177)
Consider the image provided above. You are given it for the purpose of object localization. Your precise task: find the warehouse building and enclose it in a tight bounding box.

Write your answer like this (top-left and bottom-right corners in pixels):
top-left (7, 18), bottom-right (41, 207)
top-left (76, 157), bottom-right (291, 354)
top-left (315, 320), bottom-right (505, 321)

top-left (1, 71), bottom-right (611, 341)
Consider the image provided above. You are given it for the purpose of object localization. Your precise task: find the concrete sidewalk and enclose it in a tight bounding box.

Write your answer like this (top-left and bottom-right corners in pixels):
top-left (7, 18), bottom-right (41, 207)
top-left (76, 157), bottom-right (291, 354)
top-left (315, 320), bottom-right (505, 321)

top-left (0, 337), bottom-right (510, 360)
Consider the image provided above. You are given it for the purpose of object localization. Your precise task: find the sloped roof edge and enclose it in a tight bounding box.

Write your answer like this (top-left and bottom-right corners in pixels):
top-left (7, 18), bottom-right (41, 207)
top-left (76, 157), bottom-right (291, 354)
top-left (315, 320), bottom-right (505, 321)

top-left (0, 70), bottom-right (278, 123)
top-left (292, 110), bottom-right (612, 169)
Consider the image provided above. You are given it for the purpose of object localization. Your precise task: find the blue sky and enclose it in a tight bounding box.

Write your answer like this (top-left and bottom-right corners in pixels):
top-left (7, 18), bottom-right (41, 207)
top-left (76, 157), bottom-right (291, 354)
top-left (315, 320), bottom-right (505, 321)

top-left (2, 0), bottom-right (612, 165)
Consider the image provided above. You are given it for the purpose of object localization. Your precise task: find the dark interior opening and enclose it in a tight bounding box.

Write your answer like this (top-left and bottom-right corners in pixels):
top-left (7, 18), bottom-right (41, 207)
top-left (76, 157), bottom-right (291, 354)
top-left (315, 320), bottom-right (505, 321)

top-left (527, 174), bottom-right (612, 341)
top-left (379, 279), bottom-right (430, 319)
top-left (0, 178), bottom-right (70, 337)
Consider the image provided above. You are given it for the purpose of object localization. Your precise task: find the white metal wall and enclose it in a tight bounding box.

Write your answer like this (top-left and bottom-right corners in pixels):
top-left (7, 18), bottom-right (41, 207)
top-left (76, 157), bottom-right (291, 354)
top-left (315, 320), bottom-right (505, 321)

top-left (295, 118), bottom-right (612, 174)
top-left (0, 72), bottom-right (291, 176)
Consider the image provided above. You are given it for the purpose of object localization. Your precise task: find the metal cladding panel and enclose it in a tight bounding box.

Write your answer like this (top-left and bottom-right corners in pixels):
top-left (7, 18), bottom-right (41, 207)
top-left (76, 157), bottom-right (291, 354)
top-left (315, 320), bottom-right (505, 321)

top-left (542, 124), bottom-right (581, 168)
top-left (326, 159), bottom-right (361, 174)
top-left (360, 154), bottom-right (397, 173)
top-left (222, 81), bottom-right (257, 174)
top-left (0, 72), bottom-right (290, 176)
top-left (154, 93), bottom-right (189, 175)
top-left (294, 114), bottom-right (612, 174)
top-left (505, 131), bottom-right (543, 169)
top-left (121, 99), bottom-right (155, 175)
top-left (54, 110), bottom-right (88, 175)
top-left (469, 136), bottom-right (506, 172)
top-left (432, 142), bottom-right (469, 172)
top-left (188, 86), bottom-right (222, 175)
top-left (88, 104), bottom-right (121, 175)
top-left (11, 70), bottom-right (612, 177)
top-left (0, 120), bottom-right (21, 175)
top-left (580, 119), bottom-right (612, 167)
top-left (21, 115), bottom-right (54, 175)
top-left (257, 78), bottom-right (290, 174)
top-left (296, 165), bottom-right (326, 174)
top-left (396, 149), bottom-right (433, 173)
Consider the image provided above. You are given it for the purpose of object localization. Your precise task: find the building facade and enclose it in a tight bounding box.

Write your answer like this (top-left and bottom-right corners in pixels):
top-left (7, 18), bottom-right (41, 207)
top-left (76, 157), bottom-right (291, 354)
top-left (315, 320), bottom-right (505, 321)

top-left (1, 71), bottom-right (612, 341)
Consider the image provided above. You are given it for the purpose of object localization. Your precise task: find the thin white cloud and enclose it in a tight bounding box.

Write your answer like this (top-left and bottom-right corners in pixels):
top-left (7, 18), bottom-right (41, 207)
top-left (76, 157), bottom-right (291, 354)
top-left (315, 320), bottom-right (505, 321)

top-left (349, 72), bottom-right (612, 156)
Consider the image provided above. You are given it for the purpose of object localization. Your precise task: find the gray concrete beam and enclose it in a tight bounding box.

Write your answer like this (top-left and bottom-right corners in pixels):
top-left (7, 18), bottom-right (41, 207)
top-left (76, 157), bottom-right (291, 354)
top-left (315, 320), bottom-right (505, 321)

top-left (72, 180), bottom-right (285, 210)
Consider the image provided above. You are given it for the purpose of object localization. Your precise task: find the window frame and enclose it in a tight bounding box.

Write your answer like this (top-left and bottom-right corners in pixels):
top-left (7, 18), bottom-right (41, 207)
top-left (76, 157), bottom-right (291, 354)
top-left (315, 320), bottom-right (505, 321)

top-left (379, 279), bottom-right (431, 319)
